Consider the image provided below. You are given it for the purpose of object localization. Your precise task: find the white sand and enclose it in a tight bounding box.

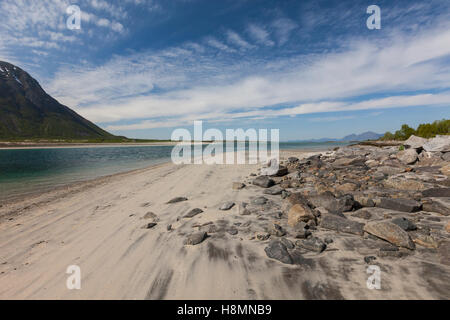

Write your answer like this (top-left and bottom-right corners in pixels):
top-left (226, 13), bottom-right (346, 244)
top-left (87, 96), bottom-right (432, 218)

top-left (0, 150), bottom-right (447, 299)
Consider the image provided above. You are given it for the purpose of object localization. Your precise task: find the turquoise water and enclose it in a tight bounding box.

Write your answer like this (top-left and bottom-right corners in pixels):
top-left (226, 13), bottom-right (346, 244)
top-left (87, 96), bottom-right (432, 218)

top-left (0, 141), bottom-right (347, 201)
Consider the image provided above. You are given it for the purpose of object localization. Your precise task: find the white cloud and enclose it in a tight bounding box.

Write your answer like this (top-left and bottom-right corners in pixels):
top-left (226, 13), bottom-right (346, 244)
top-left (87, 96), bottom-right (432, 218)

top-left (226, 30), bottom-right (253, 50)
top-left (41, 13), bottom-right (450, 130)
top-left (247, 24), bottom-right (274, 46)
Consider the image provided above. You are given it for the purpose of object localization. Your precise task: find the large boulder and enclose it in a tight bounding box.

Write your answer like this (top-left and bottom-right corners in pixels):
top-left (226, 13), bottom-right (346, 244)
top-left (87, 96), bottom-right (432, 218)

top-left (308, 192), bottom-right (354, 215)
top-left (288, 204), bottom-right (315, 227)
top-left (377, 198), bottom-right (421, 213)
top-left (252, 176), bottom-right (275, 188)
top-left (404, 135), bottom-right (428, 149)
top-left (422, 188), bottom-right (450, 197)
top-left (319, 213), bottom-right (365, 235)
top-left (423, 135), bottom-right (450, 152)
top-left (264, 240), bottom-right (293, 264)
top-left (396, 149), bottom-right (418, 165)
top-left (364, 221), bottom-right (415, 249)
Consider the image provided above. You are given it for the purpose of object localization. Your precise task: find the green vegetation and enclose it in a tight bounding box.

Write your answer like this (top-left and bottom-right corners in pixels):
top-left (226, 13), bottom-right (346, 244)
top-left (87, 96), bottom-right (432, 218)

top-left (380, 119), bottom-right (450, 141)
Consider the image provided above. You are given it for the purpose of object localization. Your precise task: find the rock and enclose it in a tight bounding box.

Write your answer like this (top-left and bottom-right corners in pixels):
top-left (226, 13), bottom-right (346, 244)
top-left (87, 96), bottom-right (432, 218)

top-left (270, 166), bottom-right (289, 177)
top-left (279, 237), bottom-right (295, 249)
top-left (335, 182), bottom-right (358, 193)
top-left (263, 185), bottom-right (284, 195)
top-left (353, 195), bottom-right (375, 207)
top-left (232, 182), bottom-right (246, 190)
top-left (396, 149), bottom-right (418, 165)
top-left (308, 192), bottom-right (354, 215)
top-left (227, 227), bottom-right (238, 235)
top-left (376, 166), bottom-right (404, 175)
top-left (333, 157), bottom-right (365, 167)
top-left (294, 229), bottom-right (311, 239)
top-left (268, 223), bottom-right (286, 237)
top-left (184, 232), bottom-right (207, 245)
top-left (442, 152), bottom-right (450, 162)
top-left (437, 240), bottom-right (450, 266)
top-left (184, 208), bottom-right (204, 218)
top-left (404, 135), bottom-right (428, 149)
top-left (421, 198), bottom-right (450, 216)
top-left (423, 135), bottom-right (450, 152)
top-left (296, 237), bottom-right (326, 253)
top-left (411, 234), bottom-right (438, 249)
top-left (143, 222), bottom-right (157, 229)
top-left (256, 232), bottom-right (271, 241)
top-left (166, 197), bottom-right (188, 204)
top-left (143, 212), bottom-right (159, 221)
top-left (446, 222), bottom-right (450, 233)
top-left (252, 176), bottom-right (275, 188)
top-left (167, 224), bottom-right (172, 231)
top-left (351, 209), bottom-right (373, 220)
top-left (377, 246), bottom-right (406, 258)
top-left (288, 204), bottom-right (315, 227)
top-left (364, 256), bottom-right (377, 264)
top-left (288, 157), bottom-right (299, 163)
top-left (383, 177), bottom-right (425, 191)
top-left (319, 213), bottom-right (365, 235)
top-left (219, 201), bottom-right (235, 210)
top-left (264, 240), bottom-right (293, 264)
top-left (391, 217), bottom-right (417, 231)
top-left (364, 221), bottom-right (415, 249)
top-left (252, 196), bottom-right (268, 205)
top-left (441, 164), bottom-right (450, 176)
top-left (422, 188), bottom-right (450, 197)
top-left (378, 198), bottom-right (421, 213)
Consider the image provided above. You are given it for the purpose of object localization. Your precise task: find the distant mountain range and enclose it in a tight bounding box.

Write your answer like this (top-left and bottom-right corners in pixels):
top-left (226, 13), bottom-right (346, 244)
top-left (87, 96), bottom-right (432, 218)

top-left (288, 131), bottom-right (383, 143)
top-left (0, 61), bottom-right (118, 140)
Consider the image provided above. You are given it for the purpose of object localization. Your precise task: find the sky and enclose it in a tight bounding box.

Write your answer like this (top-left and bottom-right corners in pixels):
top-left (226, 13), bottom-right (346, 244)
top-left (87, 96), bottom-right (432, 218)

top-left (1, 0), bottom-right (449, 141)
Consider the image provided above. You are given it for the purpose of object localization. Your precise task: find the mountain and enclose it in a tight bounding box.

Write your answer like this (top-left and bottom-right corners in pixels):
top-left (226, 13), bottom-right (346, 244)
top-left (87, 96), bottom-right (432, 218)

top-left (340, 131), bottom-right (383, 141)
top-left (0, 61), bottom-right (117, 140)
top-left (287, 131), bottom-right (382, 143)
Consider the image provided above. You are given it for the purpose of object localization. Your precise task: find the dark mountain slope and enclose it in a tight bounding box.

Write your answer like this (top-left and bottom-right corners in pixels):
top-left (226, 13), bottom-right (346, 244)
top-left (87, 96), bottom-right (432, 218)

top-left (0, 61), bottom-right (116, 140)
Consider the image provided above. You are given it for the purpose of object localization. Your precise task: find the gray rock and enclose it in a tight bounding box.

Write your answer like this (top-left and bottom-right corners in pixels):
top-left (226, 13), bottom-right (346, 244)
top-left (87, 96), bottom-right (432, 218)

top-left (143, 222), bottom-right (157, 229)
top-left (184, 232), bottom-right (207, 245)
top-left (378, 198), bottom-right (421, 213)
top-left (319, 213), bottom-right (365, 235)
top-left (184, 208), bottom-right (204, 218)
top-left (307, 192), bottom-right (354, 215)
top-left (256, 232), bottom-right (271, 241)
top-left (270, 166), bottom-right (289, 177)
top-left (252, 196), bottom-right (268, 205)
top-left (252, 176), bottom-right (275, 188)
top-left (332, 157), bottom-right (366, 167)
top-left (268, 223), bottom-right (286, 237)
top-left (143, 212), bottom-right (159, 222)
top-left (364, 221), bottom-right (415, 249)
top-left (364, 256), bottom-right (377, 264)
top-left (422, 198), bottom-right (450, 216)
top-left (227, 227), bottom-right (238, 235)
top-left (391, 217), bottom-right (417, 231)
top-left (264, 240), bottom-right (293, 264)
top-left (288, 157), bottom-right (299, 163)
top-left (422, 188), bottom-right (450, 197)
top-left (423, 135), bottom-right (450, 152)
top-left (294, 229), bottom-right (311, 239)
top-left (404, 135), bottom-right (428, 149)
top-left (280, 237), bottom-right (295, 249)
top-left (296, 237), bottom-right (326, 253)
top-left (396, 149), bottom-right (418, 165)
top-left (263, 185), bottom-right (284, 195)
top-left (219, 201), bottom-right (235, 210)
top-left (166, 197), bottom-right (188, 204)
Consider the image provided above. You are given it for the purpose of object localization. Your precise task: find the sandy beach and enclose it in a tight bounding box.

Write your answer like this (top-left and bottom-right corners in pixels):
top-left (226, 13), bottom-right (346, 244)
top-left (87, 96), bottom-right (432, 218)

top-left (0, 148), bottom-right (449, 300)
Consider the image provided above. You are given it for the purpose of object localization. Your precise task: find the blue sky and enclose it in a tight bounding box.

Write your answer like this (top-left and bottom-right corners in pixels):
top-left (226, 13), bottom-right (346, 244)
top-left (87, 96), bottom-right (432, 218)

top-left (1, 0), bottom-right (449, 140)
